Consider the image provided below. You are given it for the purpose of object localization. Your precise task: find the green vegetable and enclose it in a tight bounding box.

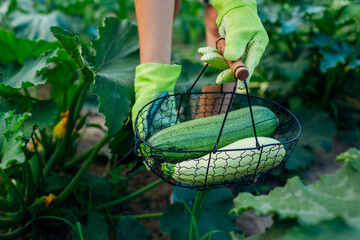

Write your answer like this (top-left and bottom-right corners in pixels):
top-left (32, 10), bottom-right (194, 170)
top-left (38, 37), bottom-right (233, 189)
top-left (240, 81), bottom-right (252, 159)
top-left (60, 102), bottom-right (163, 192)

top-left (161, 137), bottom-right (285, 185)
top-left (146, 106), bottom-right (277, 161)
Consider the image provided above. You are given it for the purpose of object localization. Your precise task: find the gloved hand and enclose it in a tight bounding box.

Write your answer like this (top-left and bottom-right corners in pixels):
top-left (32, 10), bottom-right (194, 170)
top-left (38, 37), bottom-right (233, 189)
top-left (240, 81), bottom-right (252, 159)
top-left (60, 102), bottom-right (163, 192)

top-left (131, 63), bottom-right (181, 139)
top-left (199, 0), bottom-right (269, 91)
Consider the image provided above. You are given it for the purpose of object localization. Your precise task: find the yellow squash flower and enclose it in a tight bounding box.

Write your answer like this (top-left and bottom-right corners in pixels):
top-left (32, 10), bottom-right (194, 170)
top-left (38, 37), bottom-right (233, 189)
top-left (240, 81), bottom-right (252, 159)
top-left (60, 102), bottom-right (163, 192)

top-left (44, 193), bottom-right (56, 206)
top-left (53, 111), bottom-right (69, 139)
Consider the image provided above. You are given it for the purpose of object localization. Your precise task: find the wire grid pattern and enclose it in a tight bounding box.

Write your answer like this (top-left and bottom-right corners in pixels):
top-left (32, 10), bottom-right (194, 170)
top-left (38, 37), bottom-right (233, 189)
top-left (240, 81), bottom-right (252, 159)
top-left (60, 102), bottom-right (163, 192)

top-left (136, 91), bottom-right (300, 190)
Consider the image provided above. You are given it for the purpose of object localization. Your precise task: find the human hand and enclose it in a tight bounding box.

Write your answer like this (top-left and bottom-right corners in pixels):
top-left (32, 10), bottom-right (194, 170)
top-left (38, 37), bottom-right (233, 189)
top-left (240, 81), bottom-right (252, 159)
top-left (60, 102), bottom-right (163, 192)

top-left (131, 63), bottom-right (181, 139)
top-left (199, 0), bottom-right (269, 91)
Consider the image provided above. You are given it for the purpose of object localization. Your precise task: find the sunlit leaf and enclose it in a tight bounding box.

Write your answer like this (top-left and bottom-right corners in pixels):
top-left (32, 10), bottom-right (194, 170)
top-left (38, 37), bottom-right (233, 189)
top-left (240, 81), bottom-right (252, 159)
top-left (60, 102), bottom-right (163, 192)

top-left (282, 218), bottom-right (360, 240)
top-left (0, 111), bottom-right (30, 169)
top-left (0, 52), bottom-right (56, 95)
top-left (9, 10), bottom-right (72, 41)
top-left (50, 26), bottom-right (93, 79)
top-left (246, 218), bottom-right (360, 240)
top-left (0, 29), bottom-right (58, 65)
top-left (231, 152), bottom-right (360, 229)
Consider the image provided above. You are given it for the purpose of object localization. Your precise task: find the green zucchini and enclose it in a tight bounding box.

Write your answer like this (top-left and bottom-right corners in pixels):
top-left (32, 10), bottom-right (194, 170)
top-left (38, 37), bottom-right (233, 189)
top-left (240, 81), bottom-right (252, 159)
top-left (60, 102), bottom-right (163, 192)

top-left (146, 106), bottom-right (277, 161)
top-left (161, 137), bottom-right (285, 185)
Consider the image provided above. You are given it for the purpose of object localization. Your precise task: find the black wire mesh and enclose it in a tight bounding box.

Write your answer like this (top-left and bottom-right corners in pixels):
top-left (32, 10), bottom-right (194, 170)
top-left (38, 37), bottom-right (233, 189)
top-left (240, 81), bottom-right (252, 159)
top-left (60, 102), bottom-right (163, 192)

top-left (135, 88), bottom-right (301, 190)
top-left (134, 62), bottom-right (301, 191)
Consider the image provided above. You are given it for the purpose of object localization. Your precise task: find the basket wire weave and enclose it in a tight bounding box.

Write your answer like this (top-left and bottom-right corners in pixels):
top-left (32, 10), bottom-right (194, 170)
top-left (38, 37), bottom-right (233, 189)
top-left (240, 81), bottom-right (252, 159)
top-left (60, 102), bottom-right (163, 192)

top-left (135, 64), bottom-right (301, 190)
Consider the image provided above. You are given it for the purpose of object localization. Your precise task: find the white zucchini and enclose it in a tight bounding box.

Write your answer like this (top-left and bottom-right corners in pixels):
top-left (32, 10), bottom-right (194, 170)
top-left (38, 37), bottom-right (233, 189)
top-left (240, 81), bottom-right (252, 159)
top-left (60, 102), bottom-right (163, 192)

top-left (161, 137), bottom-right (285, 185)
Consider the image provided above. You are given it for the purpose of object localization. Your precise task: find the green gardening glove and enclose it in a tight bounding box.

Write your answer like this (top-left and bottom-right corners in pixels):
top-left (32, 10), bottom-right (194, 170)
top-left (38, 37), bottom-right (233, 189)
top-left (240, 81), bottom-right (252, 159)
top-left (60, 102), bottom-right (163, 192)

top-left (199, 0), bottom-right (269, 91)
top-left (132, 63), bottom-right (181, 139)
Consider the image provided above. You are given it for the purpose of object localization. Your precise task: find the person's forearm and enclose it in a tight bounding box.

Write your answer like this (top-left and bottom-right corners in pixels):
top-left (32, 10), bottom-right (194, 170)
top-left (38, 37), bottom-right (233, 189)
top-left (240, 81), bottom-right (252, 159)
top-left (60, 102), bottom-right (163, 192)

top-left (204, 5), bottom-right (220, 48)
top-left (135, 0), bottom-right (176, 64)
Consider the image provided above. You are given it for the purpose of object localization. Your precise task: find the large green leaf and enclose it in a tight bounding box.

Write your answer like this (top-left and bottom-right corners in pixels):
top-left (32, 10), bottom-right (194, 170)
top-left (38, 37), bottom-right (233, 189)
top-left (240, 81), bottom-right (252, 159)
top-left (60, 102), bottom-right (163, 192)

top-left (0, 29), bottom-right (58, 64)
top-left (246, 218), bottom-right (360, 240)
top-left (319, 43), bottom-right (353, 72)
top-left (116, 216), bottom-right (151, 240)
top-left (0, 97), bottom-right (12, 112)
top-left (78, 173), bottom-right (112, 204)
top-left (0, 52), bottom-right (56, 94)
top-left (285, 109), bottom-right (336, 171)
top-left (108, 119), bottom-right (134, 157)
top-left (91, 18), bottom-right (139, 136)
top-left (285, 144), bottom-right (315, 170)
top-left (258, 4), bottom-right (282, 23)
top-left (231, 150), bottom-right (360, 230)
top-left (244, 219), bottom-right (296, 240)
top-left (262, 49), bottom-right (311, 81)
top-left (9, 10), bottom-right (72, 41)
top-left (160, 188), bottom-right (236, 240)
top-left (282, 219), bottom-right (360, 240)
top-left (21, 100), bottom-right (59, 138)
top-left (50, 26), bottom-right (93, 79)
top-left (43, 49), bottom-right (77, 87)
top-left (315, 38), bottom-right (353, 72)
top-left (0, 111), bottom-right (30, 169)
top-left (74, 212), bottom-right (109, 240)
top-left (295, 109), bottom-right (337, 152)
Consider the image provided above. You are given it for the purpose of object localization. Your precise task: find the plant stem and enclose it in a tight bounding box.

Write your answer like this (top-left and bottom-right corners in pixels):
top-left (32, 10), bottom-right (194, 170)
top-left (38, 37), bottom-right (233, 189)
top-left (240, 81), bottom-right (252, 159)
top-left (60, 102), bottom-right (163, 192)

top-left (58, 79), bottom-right (87, 167)
top-left (0, 215), bottom-right (24, 231)
top-left (73, 83), bottom-right (89, 126)
top-left (0, 223), bottom-right (31, 240)
top-left (23, 161), bottom-right (35, 205)
top-left (102, 155), bottom-right (113, 178)
top-left (31, 135), bottom-right (45, 168)
top-left (37, 130), bottom-right (49, 153)
top-left (62, 87), bottom-right (68, 113)
top-left (31, 134), bottom-right (45, 194)
top-left (285, 35), bottom-right (294, 60)
top-left (44, 134), bottom-right (111, 212)
top-left (133, 212), bottom-right (163, 220)
top-left (94, 179), bottom-right (163, 211)
top-left (0, 169), bottom-right (28, 213)
top-left (43, 146), bottom-right (61, 177)
top-left (63, 145), bottom-right (92, 170)
top-left (23, 88), bottom-right (32, 98)
top-left (110, 212), bottom-right (164, 220)
top-left (33, 86), bottom-right (39, 99)
top-left (195, 190), bottom-right (210, 222)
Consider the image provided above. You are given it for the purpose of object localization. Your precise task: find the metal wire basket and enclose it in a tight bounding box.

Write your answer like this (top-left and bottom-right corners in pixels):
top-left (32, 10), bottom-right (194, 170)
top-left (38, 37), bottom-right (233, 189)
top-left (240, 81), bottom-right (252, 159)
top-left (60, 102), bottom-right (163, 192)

top-left (134, 63), bottom-right (301, 190)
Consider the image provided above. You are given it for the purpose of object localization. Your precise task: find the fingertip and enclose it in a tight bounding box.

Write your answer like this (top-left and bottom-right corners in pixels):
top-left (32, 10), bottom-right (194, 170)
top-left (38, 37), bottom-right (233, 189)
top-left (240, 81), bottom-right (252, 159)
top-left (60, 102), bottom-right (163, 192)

top-left (224, 44), bottom-right (246, 62)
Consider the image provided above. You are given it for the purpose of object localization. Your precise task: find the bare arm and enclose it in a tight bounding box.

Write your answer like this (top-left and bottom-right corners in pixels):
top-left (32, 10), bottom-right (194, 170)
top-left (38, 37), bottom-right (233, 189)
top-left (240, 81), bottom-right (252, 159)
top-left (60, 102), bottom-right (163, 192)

top-left (135, 0), bottom-right (178, 64)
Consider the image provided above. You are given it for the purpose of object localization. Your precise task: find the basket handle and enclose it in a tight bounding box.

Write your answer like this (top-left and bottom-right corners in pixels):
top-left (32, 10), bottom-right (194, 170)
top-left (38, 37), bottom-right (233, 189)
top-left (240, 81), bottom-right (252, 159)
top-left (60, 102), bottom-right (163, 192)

top-left (213, 37), bottom-right (260, 151)
top-left (215, 37), bottom-right (249, 81)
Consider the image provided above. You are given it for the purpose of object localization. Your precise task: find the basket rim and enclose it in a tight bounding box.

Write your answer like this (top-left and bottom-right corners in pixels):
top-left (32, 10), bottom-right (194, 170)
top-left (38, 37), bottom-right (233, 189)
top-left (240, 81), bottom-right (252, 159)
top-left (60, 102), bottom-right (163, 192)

top-left (135, 91), bottom-right (302, 153)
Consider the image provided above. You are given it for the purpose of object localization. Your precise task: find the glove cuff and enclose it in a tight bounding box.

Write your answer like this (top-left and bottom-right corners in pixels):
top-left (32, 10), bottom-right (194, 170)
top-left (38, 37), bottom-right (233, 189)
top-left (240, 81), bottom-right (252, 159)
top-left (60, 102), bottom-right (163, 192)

top-left (134, 63), bottom-right (181, 95)
top-left (210, 0), bottom-right (258, 26)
